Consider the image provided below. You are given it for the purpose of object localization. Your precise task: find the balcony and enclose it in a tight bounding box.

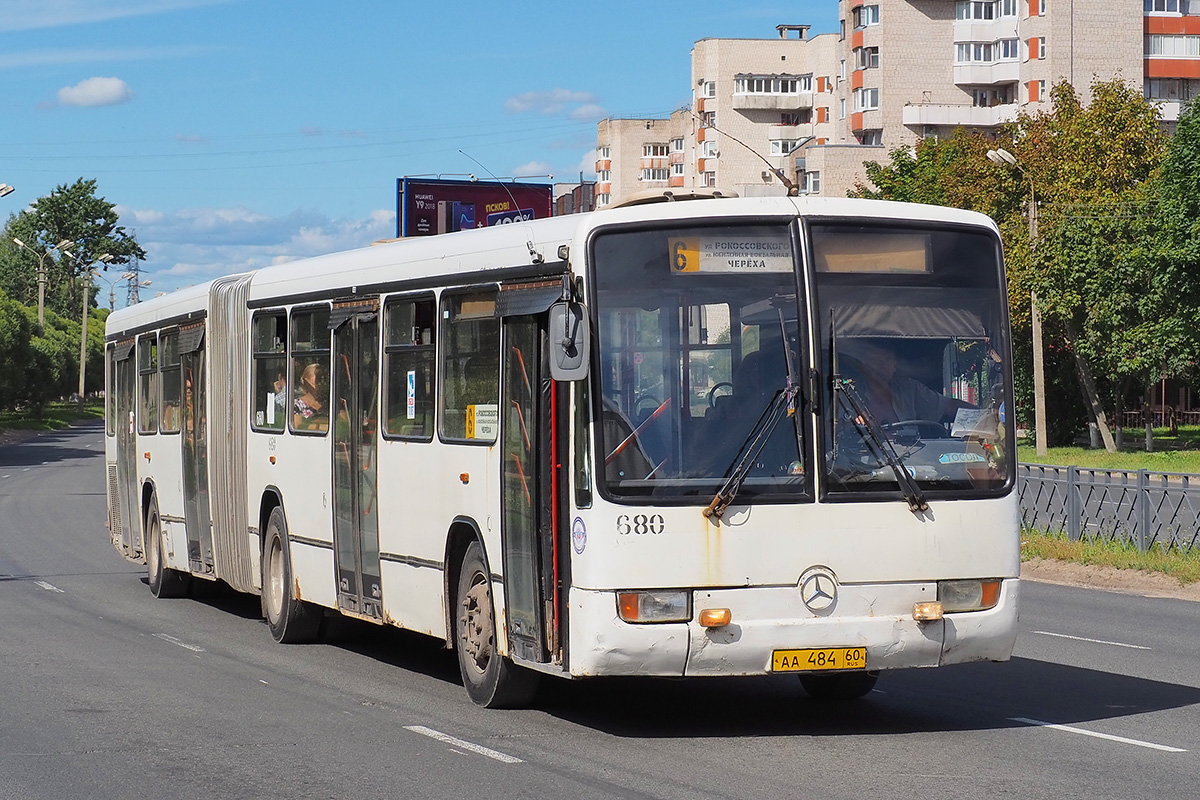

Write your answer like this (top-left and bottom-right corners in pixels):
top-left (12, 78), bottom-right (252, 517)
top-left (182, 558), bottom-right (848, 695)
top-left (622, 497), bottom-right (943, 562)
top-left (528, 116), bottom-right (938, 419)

top-left (731, 92), bottom-right (814, 111)
top-left (768, 124), bottom-right (814, 140)
top-left (953, 61), bottom-right (1020, 86)
top-left (902, 102), bottom-right (1019, 128)
top-left (953, 18), bottom-right (1019, 43)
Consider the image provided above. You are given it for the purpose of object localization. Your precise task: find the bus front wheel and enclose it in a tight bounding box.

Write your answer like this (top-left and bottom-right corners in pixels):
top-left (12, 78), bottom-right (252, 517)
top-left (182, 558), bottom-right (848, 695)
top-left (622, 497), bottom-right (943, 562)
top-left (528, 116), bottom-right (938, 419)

top-left (146, 495), bottom-right (189, 598)
top-left (799, 670), bottom-right (879, 701)
top-left (262, 506), bottom-right (321, 644)
top-left (455, 541), bottom-right (539, 708)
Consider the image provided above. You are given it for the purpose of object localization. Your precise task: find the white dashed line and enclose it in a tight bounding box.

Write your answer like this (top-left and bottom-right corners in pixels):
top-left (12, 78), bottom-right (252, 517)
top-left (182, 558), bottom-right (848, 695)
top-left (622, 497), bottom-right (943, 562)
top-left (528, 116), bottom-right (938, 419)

top-left (33, 581), bottom-right (64, 593)
top-left (152, 633), bottom-right (205, 652)
top-left (1010, 717), bottom-right (1186, 753)
top-left (404, 725), bottom-right (523, 763)
top-left (1031, 630), bottom-right (1151, 650)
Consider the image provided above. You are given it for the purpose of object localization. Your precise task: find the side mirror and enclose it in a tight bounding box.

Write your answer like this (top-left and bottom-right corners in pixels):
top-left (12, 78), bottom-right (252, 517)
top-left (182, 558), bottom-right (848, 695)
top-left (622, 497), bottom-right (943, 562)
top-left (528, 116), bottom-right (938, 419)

top-left (548, 301), bottom-right (590, 381)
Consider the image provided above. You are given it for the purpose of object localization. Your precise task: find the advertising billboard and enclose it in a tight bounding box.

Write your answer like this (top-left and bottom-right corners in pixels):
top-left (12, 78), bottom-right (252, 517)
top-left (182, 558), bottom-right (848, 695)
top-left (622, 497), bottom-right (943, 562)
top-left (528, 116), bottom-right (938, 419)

top-left (397, 177), bottom-right (554, 238)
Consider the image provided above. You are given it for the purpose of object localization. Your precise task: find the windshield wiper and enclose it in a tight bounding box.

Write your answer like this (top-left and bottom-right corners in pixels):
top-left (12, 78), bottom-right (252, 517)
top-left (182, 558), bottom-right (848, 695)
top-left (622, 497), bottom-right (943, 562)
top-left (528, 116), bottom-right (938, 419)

top-left (702, 384), bottom-right (800, 521)
top-left (829, 313), bottom-right (928, 513)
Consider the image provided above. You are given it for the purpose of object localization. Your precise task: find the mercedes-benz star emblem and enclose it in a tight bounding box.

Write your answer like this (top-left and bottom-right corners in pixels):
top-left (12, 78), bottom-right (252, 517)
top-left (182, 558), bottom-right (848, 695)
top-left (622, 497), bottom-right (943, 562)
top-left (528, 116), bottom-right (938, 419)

top-left (799, 566), bottom-right (838, 613)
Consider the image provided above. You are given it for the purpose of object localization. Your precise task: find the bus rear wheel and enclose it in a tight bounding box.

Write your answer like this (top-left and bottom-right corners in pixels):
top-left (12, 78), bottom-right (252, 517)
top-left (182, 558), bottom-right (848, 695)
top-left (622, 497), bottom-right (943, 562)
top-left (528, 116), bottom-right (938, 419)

top-left (262, 506), bottom-right (321, 644)
top-left (799, 670), bottom-right (879, 701)
top-left (455, 541), bottom-right (538, 708)
top-left (146, 496), bottom-right (189, 598)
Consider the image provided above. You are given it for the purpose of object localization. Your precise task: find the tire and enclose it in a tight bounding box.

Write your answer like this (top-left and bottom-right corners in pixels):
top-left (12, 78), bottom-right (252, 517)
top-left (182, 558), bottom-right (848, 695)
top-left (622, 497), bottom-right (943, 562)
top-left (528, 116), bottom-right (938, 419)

top-left (799, 670), bottom-right (880, 701)
top-left (262, 506), bottom-right (321, 643)
top-left (146, 495), bottom-right (189, 598)
top-left (455, 541), bottom-right (539, 708)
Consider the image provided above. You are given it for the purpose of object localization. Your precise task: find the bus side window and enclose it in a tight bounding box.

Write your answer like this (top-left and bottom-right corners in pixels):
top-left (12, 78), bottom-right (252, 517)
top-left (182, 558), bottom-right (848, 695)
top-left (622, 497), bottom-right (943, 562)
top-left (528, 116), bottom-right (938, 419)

top-left (251, 312), bottom-right (288, 433)
top-left (384, 295), bottom-right (436, 440)
top-left (159, 330), bottom-right (182, 433)
top-left (440, 290), bottom-right (499, 443)
top-left (137, 335), bottom-right (158, 434)
top-left (289, 306), bottom-right (331, 434)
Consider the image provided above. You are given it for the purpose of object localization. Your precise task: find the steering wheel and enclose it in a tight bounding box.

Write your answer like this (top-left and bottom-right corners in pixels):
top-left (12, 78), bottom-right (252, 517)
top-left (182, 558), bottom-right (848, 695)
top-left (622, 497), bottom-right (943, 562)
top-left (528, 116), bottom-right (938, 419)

top-left (881, 419), bottom-right (948, 439)
top-left (706, 382), bottom-right (734, 408)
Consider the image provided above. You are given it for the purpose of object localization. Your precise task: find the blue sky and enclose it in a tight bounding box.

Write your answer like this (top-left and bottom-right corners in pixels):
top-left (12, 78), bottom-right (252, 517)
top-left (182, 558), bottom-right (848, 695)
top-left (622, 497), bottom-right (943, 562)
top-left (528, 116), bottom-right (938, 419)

top-left (1, 0), bottom-right (837, 301)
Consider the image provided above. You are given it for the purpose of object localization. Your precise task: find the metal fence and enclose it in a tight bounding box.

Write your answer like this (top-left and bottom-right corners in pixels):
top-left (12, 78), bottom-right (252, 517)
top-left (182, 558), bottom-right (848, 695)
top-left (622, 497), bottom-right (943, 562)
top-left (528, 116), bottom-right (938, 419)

top-left (1018, 464), bottom-right (1200, 553)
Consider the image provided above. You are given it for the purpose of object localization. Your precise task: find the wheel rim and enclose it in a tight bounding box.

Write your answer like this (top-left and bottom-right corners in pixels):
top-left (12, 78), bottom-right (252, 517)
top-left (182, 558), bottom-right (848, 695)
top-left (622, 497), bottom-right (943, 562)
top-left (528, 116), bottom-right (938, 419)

top-left (267, 537), bottom-right (284, 622)
top-left (459, 570), bottom-right (492, 677)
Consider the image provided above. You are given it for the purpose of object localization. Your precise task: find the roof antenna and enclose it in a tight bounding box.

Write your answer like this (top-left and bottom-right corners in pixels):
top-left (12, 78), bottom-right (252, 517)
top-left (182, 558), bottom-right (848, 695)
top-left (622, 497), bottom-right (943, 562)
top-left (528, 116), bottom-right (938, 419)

top-left (459, 149), bottom-right (544, 263)
top-left (691, 112), bottom-right (804, 196)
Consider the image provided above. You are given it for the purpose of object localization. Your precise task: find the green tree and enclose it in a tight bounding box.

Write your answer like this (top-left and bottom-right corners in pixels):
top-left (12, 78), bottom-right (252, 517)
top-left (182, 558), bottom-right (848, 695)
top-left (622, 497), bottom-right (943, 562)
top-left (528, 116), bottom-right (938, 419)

top-left (0, 291), bottom-right (35, 409)
top-left (853, 78), bottom-right (1175, 450)
top-left (2, 178), bottom-right (146, 319)
top-left (1017, 79), bottom-right (1168, 451)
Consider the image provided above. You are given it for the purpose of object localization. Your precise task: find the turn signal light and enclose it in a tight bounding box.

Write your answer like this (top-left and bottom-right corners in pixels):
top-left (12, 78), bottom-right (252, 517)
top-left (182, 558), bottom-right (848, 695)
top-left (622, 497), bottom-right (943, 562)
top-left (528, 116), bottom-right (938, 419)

top-left (698, 608), bottom-right (731, 628)
top-left (913, 601), bottom-right (944, 622)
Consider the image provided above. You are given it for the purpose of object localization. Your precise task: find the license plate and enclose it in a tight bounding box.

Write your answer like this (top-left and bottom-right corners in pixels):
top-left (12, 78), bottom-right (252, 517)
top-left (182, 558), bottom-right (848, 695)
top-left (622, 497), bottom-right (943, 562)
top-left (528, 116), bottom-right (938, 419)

top-left (772, 647), bottom-right (867, 672)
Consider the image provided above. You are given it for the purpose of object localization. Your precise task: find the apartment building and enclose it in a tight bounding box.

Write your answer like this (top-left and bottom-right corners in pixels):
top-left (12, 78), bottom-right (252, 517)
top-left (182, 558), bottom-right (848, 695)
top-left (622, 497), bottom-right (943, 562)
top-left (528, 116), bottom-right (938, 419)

top-left (599, 1), bottom-right (1191, 204)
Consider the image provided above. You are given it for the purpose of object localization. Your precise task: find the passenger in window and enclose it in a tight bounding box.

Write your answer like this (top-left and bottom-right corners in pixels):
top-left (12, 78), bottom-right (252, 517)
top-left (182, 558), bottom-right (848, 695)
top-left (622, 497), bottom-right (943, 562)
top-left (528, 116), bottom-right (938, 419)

top-left (840, 339), bottom-right (971, 425)
top-left (293, 362), bottom-right (328, 431)
top-left (272, 371), bottom-right (288, 415)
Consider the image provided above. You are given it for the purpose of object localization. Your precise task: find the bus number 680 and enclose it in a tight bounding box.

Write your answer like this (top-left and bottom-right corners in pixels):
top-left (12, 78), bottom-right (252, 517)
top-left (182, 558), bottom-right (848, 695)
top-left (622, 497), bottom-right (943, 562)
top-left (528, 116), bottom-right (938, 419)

top-left (616, 514), bottom-right (665, 535)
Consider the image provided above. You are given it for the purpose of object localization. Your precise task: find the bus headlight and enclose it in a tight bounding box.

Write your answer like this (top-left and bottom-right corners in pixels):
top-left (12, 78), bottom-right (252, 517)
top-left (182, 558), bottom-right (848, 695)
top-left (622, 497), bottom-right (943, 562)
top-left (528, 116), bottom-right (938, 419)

top-left (617, 590), bottom-right (691, 623)
top-left (938, 579), bottom-right (1002, 612)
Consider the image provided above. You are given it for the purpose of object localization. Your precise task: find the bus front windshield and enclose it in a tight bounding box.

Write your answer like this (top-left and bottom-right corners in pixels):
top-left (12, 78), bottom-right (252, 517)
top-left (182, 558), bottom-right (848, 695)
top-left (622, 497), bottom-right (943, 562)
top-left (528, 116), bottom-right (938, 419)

top-left (814, 222), bottom-right (1012, 497)
top-left (591, 222), bottom-right (806, 501)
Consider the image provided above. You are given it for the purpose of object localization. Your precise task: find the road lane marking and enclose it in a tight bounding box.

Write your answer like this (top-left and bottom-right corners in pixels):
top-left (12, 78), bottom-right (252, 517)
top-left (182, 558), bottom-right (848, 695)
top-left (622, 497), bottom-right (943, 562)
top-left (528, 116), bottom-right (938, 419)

top-left (1009, 717), bottom-right (1186, 753)
top-left (33, 581), bottom-right (64, 593)
top-left (404, 725), bottom-right (523, 763)
top-left (152, 633), bottom-right (205, 652)
top-left (1031, 630), bottom-right (1150, 650)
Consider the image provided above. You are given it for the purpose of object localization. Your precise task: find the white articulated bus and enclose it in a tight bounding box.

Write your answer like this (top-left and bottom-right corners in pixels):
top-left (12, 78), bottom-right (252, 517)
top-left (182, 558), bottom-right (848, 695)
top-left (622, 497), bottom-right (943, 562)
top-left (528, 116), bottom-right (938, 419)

top-left (104, 194), bottom-right (1019, 707)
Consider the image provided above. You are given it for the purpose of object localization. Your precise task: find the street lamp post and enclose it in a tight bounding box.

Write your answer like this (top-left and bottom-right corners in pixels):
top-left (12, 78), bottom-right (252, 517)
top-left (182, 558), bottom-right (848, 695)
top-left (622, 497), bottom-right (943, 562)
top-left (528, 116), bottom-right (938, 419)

top-left (0, 183), bottom-right (15, 198)
top-left (76, 254), bottom-right (114, 405)
top-left (11, 237), bottom-right (75, 330)
top-left (987, 147), bottom-right (1047, 456)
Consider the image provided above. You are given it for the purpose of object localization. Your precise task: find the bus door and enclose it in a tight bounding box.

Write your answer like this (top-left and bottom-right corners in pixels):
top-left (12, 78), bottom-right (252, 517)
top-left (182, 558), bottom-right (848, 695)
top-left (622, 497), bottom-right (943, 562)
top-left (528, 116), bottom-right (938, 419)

top-left (500, 308), bottom-right (560, 664)
top-left (330, 301), bottom-right (381, 620)
top-left (113, 340), bottom-right (140, 558)
top-left (180, 325), bottom-right (214, 575)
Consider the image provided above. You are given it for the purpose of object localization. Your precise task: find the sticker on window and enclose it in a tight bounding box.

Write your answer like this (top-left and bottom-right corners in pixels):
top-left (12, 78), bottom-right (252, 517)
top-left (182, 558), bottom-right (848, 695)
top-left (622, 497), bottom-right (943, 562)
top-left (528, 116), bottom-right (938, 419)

top-left (669, 235), bottom-right (793, 274)
top-left (465, 403), bottom-right (498, 440)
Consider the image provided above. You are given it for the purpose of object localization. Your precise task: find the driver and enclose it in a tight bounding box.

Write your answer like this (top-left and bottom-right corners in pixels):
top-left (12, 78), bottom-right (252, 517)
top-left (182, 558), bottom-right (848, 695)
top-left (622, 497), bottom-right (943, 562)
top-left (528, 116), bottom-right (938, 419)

top-left (840, 339), bottom-right (971, 426)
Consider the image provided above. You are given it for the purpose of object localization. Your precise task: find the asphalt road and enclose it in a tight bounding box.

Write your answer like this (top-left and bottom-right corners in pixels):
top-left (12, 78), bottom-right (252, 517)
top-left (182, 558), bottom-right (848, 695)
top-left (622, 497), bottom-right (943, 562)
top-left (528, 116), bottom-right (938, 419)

top-left (1, 422), bottom-right (1197, 799)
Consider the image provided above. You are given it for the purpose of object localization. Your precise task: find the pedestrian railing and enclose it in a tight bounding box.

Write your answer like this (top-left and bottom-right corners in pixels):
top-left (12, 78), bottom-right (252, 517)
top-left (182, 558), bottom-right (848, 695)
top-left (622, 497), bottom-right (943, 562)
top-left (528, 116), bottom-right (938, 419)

top-left (1018, 464), bottom-right (1200, 554)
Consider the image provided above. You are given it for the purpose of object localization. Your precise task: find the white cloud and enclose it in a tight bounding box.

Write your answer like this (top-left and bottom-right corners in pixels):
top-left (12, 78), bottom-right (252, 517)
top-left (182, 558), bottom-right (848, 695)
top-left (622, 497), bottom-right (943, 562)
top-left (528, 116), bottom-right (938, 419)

top-left (505, 89), bottom-right (599, 116)
top-left (512, 160), bottom-right (552, 178)
top-left (0, 44), bottom-right (215, 70)
top-left (57, 76), bottom-right (132, 107)
top-left (577, 149), bottom-right (598, 179)
top-left (569, 103), bottom-right (607, 121)
top-left (120, 204), bottom-right (397, 296)
top-left (0, 0), bottom-right (233, 33)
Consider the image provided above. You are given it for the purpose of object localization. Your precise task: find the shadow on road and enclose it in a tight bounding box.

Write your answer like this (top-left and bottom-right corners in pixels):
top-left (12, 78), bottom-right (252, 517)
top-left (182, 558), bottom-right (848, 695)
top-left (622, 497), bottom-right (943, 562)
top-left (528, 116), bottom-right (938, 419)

top-left (530, 657), bottom-right (1200, 737)
top-left (155, 576), bottom-right (1200, 737)
top-left (0, 421), bottom-right (104, 468)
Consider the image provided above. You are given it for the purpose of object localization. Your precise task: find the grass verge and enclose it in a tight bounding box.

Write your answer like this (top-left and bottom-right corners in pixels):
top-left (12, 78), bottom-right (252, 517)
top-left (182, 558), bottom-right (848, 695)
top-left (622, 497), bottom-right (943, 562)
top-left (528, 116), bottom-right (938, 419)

top-left (0, 401), bottom-right (104, 434)
top-left (1021, 527), bottom-right (1200, 586)
top-left (1018, 424), bottom-right (1200, 473)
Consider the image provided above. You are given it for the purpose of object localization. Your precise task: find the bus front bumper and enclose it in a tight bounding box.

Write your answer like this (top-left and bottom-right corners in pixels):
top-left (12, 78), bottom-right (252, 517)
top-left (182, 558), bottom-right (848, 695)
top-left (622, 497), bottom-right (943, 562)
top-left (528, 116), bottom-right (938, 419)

top-left (566, 579), bottom-right (1019, 678)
